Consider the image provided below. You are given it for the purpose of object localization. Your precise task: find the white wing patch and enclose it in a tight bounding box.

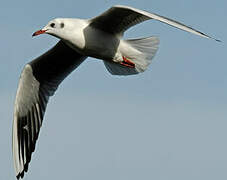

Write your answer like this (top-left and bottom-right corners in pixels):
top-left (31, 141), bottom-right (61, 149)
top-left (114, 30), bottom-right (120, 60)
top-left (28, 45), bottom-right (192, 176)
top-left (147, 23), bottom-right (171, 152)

top-left (13, 64), bottom-right (42, 177)
top-left (14, 65), bottom-right (40, 116)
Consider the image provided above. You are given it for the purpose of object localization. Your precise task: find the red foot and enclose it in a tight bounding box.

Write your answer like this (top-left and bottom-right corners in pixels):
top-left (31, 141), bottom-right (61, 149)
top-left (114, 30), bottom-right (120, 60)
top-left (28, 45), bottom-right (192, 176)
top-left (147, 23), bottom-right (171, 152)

top-left (120, 56), bottom-right (135, 68)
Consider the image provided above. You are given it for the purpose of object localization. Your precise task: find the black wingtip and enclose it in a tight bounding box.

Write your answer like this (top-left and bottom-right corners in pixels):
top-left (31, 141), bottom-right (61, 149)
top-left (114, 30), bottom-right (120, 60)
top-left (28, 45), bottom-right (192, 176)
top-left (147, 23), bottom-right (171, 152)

top-left (206, 34), bottom-right (221, 43)
top-left (16, 174), bottom-right (21, 180)
top-left (209, 35), bottom-right (222, 43)
top-left (16, 170), bottom-right (25, 180)
top-left (215, 38), bottom-right (222, 43)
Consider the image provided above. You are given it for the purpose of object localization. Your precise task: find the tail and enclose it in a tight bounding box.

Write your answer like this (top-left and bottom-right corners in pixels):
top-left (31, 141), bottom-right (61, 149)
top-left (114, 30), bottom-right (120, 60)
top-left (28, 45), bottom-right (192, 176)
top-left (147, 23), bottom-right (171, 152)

top-left (103, 36), bottom-right (159, 75)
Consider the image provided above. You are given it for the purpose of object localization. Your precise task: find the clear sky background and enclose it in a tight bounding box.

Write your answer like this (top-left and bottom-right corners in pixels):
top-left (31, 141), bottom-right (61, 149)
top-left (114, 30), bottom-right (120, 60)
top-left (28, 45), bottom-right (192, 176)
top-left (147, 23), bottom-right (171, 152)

top-left (1, 0), bottom-right (226, 180)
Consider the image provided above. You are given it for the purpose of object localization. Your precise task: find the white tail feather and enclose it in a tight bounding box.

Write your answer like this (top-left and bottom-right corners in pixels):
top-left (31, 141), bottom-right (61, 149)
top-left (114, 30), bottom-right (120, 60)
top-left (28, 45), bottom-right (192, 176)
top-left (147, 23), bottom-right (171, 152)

top-left (124, 36), bottom-right (159, 72)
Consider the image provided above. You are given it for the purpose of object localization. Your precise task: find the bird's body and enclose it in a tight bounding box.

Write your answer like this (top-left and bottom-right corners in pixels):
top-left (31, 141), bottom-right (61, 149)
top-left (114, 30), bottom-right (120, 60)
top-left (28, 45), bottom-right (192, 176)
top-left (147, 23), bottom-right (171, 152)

top-left (13, 5), bottom-right (220, 179)
top-left (67, 19), bottom-right (120, 60)
top-left (50, 18), bottom-right (151, 68)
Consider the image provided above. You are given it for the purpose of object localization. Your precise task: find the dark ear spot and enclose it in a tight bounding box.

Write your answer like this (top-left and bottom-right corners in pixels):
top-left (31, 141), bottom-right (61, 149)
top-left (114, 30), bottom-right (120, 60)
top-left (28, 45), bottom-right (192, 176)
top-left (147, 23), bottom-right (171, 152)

top-left (60, 23), bottom-right (64, 28)
top-left (50, 23), bottom-right (55, 28)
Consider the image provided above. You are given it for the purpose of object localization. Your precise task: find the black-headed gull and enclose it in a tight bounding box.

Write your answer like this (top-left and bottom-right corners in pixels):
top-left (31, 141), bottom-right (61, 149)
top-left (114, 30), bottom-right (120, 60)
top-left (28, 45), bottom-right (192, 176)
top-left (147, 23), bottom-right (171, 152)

top-left (13, 5), bottom-right (219, 179)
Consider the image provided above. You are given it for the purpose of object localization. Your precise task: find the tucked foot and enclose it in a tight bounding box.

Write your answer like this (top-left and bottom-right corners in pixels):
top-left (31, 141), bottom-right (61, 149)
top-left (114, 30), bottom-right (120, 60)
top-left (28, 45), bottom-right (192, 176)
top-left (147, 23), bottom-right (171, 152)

top-left (120, 56), bottom-right (135, 68)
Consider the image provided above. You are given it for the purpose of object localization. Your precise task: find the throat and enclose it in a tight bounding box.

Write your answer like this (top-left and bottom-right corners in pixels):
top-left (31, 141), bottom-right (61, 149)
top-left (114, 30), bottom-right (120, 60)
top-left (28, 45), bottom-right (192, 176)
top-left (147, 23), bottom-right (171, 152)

top-left (63, 40), bottom-right (86, 55)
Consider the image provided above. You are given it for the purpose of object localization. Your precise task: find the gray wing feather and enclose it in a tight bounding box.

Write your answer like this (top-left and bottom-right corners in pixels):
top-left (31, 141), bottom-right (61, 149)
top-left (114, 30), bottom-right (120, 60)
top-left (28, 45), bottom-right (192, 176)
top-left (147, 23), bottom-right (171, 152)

top-left (90, 5), bottom-right (149, 35)
top-left (13, 41), bottom-right (87, 179)
top-left (90, 5), bottom-right (220, 41)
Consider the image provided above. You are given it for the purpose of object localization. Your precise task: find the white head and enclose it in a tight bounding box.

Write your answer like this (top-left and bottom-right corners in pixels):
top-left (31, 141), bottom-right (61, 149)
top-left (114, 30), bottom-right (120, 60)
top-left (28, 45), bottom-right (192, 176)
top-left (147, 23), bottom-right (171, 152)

top-left (33, 18), bottom-right (88, 49)
top-left (32, 18), bottom-right (76, 40)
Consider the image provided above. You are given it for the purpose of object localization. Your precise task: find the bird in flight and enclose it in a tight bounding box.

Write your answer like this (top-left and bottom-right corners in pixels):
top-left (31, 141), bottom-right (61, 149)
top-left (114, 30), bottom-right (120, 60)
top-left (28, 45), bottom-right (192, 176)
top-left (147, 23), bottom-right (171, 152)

top-left (12, 5), bottom-right (220, 179)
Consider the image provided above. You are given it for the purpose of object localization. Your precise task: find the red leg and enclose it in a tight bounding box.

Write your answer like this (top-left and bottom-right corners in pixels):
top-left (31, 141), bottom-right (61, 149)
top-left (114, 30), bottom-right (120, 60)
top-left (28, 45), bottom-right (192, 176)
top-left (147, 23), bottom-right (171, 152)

top-left (121, 56), bottom-right (135, 68)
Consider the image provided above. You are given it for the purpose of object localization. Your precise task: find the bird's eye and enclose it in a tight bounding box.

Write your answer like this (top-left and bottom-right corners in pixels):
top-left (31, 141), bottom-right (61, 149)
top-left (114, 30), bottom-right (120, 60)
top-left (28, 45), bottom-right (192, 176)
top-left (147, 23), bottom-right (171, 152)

top-left (60, 23), bottom-right (64, 28)
top-left (50, 23), bottom-right (55, 28)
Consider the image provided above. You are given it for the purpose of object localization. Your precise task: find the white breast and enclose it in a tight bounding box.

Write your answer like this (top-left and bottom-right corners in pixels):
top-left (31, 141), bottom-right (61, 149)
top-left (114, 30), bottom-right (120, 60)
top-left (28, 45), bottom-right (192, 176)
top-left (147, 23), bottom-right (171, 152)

top-left (63, 19), bottom-right (89, 51)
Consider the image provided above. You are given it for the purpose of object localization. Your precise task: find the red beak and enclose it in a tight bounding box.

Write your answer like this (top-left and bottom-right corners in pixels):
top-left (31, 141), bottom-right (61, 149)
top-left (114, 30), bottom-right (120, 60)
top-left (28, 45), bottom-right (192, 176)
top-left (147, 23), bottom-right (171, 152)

top-left (32, 29), bottom-right (47, 37)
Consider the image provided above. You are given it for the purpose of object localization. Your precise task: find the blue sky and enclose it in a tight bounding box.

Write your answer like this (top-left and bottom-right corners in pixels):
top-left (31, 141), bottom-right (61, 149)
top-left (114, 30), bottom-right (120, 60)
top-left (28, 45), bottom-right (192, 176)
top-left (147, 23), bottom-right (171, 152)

top-left (1, 0), bottom-right (226, 180)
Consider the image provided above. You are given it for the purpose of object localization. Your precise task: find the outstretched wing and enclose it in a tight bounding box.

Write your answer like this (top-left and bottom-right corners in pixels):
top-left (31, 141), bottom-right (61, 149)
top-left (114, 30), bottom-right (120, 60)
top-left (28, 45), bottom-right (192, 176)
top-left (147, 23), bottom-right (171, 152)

top-left (90, 5), bottom-right (220, 41)
top-left (13, 40), bottom-right (87, 179)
